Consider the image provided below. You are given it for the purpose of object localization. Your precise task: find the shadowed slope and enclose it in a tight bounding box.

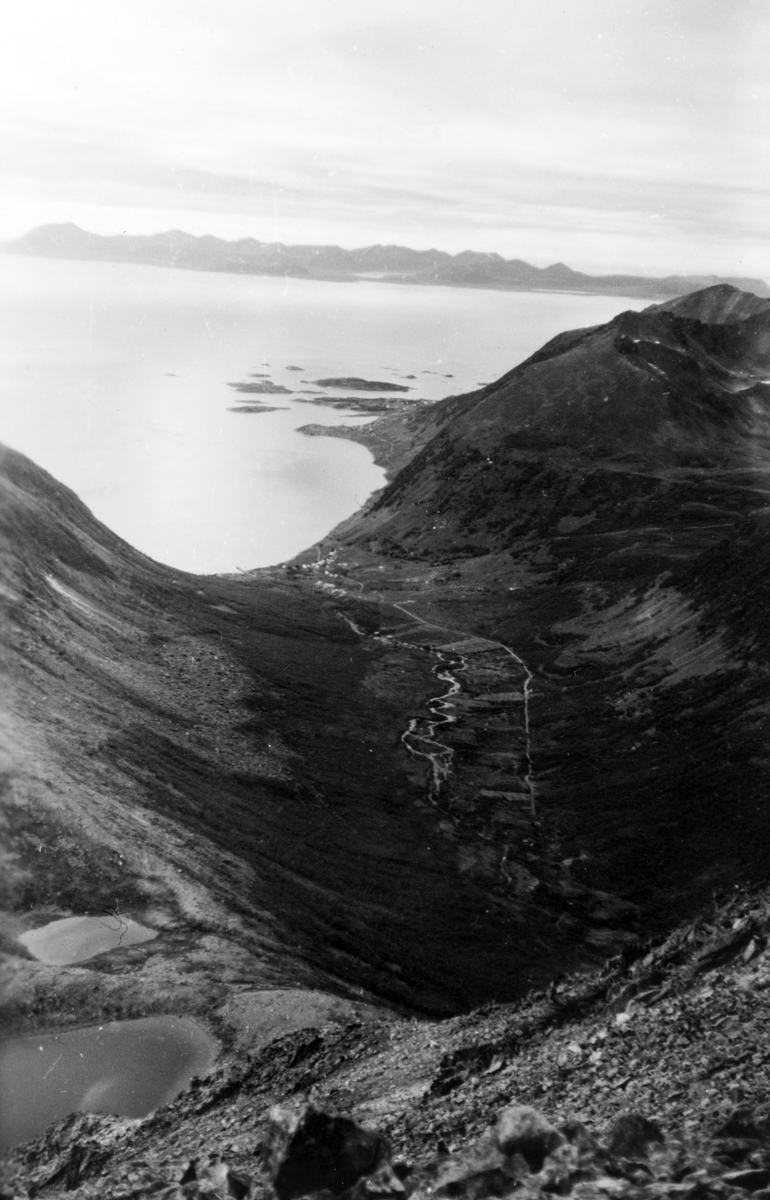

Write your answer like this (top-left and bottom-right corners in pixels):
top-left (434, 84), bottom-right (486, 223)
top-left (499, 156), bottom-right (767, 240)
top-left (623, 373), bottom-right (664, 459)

top-left (1, 445), bottom-right (615, 1020)
top-left (312, 287), bottom-right (770, 932)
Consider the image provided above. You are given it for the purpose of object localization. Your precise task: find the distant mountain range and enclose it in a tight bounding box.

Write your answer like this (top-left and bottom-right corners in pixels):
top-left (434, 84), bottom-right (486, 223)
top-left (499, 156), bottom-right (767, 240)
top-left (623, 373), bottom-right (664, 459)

top-left (7, 222), bottom-right (769, 300)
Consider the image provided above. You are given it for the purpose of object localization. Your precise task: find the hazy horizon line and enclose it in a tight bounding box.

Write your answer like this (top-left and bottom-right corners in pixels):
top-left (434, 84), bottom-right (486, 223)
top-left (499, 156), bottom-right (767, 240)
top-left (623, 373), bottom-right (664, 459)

top-left (8, 221), bottom-right (769, 286)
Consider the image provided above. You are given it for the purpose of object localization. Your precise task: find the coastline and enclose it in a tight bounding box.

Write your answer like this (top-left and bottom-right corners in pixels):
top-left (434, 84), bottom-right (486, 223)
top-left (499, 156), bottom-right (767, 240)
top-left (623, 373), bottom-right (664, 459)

top-left (4, 242), bottom-right (660, 300)
top-left (298, 417), bottom-right (407, 477)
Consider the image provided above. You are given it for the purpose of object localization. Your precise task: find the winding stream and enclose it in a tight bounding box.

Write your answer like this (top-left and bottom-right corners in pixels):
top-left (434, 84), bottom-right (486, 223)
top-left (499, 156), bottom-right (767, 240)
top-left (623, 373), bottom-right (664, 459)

top-left (335, 574), bottom-right (538, 822)
top-left (325, 552), bottom-right (541, 886)
top-left (400, 648), bottom-right (468, 805)
top-left (390, 601), bottom-right (537, 818)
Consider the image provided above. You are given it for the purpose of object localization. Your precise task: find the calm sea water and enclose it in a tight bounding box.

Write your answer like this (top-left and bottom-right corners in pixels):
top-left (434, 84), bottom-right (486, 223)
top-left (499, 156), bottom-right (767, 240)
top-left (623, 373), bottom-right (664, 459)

top-left (0, 255), bottom-right (644, 573)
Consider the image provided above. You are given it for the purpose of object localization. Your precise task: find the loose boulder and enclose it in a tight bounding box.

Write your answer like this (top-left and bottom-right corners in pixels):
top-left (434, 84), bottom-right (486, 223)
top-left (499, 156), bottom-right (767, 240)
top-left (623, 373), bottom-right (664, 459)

top-left (605, 1113), bottom-right (665, 1159)
top-left (493, 1105), bottom-right (563, 1171)
top-left (264, 1105), bottom-right (389, 1200)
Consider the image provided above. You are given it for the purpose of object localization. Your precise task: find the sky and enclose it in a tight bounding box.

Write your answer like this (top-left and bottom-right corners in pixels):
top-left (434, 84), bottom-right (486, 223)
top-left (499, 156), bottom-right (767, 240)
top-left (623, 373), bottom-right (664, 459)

top-left (1, 0), bottom-right (768, 278)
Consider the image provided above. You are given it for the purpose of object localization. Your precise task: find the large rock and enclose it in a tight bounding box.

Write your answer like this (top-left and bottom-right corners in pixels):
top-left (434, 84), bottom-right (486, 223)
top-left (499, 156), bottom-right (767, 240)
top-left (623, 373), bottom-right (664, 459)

top-left (605, 1113), bottom-right (665, 1159)
top-left (493, 1105), bottom-right (563, 1171)
top-left (263, 1105), bottom-right (389, 1200)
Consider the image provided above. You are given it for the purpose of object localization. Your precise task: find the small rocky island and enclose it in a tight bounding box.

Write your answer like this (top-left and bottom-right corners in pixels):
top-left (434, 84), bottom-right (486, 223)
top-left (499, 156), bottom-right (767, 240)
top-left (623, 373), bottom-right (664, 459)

top-left (228, 381), bottom-right (293, 394)
top-left (312, 378), bottom-right (411, 392)
top-left (228, 404), bottom-right (289, 413)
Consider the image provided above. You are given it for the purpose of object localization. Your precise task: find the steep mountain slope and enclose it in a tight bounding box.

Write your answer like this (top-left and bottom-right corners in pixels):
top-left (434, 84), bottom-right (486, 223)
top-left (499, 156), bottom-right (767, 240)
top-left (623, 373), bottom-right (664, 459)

top-left (7, 224), bottom-right (769, 300)
top-left (0, 444), bottom-right (630, 1031)
top-left (308, 287), bottom-right (770, 933)
top-left (6, 877), bottom-right (770, 1199)
top-left (338, 287), bottom-right (770, 562)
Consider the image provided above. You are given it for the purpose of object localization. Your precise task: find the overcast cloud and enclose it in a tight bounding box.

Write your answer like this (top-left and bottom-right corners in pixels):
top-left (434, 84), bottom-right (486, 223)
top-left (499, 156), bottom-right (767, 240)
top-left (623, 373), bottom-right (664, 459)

top-left (1, 0), bottom-right (768, 276)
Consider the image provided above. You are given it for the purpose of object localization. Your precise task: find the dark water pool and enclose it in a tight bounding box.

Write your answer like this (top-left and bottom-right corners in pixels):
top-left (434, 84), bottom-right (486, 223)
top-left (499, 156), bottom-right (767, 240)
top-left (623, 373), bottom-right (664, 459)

top-left (0, 1015), bottom-right (218, 1151)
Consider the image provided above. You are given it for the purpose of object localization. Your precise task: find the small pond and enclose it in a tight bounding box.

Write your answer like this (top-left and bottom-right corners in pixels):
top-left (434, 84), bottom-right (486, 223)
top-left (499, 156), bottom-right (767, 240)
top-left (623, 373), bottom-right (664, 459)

top-left (0, 1015), bottom-right (218, 1151)
top-left (18, 915), bottom-right (158, 965)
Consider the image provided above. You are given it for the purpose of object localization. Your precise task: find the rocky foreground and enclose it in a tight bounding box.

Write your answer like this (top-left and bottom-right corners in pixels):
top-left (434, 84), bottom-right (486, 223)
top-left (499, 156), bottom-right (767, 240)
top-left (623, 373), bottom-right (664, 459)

top-left (4, 879), bottom-right (770, 1198)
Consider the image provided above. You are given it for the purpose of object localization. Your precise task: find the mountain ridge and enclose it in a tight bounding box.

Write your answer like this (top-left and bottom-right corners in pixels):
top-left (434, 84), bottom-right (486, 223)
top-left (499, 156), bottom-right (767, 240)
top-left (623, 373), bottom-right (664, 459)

top-left (6, 223), bottom-right (769, 301)
top-left (327, 284), bottom-right (770, 557)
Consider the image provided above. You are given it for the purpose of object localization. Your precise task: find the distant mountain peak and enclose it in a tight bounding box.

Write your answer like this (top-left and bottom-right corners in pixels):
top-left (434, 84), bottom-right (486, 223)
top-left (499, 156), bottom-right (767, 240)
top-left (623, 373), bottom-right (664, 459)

top-left (645, 283), bottom-right (770, 325)
top-left (339, 284), bottom-right (770, 564)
